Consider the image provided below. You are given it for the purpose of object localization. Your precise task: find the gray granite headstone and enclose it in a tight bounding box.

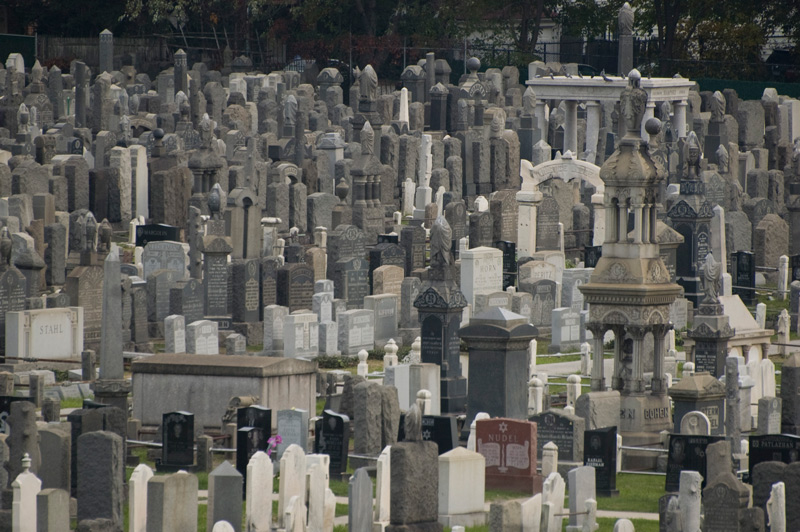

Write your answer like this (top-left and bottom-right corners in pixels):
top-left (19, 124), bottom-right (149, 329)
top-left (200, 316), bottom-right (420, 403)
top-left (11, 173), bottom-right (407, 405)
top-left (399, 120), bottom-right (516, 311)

top-left (207, 461), bottom-right (243, 532)
top-left (76, 431), bottom-right (124, 527)
top-left (348, 468), bottom-right (374, 532)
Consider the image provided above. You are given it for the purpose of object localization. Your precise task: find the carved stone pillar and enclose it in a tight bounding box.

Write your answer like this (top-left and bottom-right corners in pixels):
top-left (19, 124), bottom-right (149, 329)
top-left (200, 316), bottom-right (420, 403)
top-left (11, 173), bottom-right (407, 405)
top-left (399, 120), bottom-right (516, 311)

top-left (587, 323), bottom-right (607, 391)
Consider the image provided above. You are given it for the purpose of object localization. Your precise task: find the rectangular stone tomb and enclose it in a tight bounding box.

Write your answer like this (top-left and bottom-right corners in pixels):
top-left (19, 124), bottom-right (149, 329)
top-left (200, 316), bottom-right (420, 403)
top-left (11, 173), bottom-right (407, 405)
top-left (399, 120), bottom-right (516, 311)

top-left (6, 308), bottom-right (84, 361)
top-left (132, 354), bottom-right (316, 430)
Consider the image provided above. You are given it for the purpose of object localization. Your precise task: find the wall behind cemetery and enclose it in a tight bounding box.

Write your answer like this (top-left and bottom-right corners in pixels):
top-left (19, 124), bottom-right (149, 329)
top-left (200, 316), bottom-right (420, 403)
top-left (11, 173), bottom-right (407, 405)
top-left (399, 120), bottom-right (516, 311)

top-left (38, 35), bottom-right (170, 71)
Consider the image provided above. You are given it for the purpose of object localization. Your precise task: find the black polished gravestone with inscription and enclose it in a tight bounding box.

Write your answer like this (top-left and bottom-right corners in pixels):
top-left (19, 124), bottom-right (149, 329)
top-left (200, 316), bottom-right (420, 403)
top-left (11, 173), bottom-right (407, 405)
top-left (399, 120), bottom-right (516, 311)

top-left (530, 410), bottom-right (584, 462)
top-left (584, 426), bottom-right (618, 496)
top-left (397, 413), bottom-right (458, 455)
top-left (237, 405), bottom-right (272, 435)
top-left (732, 251), bottom-right (756, 305)
top-left (135, 223), bottom-right (181, 246)
top-left (161, 411), bottom-right (195, 468)
top-left (664, 433), bottom-right (723, 492)
top-left (314, 410), bottom-right (350, 477)
top-left (748, 434), bottom-right (800, 476)
top-left (236, 426), bottom-right (267, 482)
top-left (495, 241), bottom-right (517, 290)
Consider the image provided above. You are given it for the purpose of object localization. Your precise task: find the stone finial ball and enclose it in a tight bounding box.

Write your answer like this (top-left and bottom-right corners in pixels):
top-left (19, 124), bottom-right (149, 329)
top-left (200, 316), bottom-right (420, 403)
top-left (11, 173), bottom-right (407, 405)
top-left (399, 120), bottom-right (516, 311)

top-left (645, 117), bottom-right (662, 135)
top-left (467, 57), bottom-right (481, 72)
top-left (153, 128), bottom-right (165, 139)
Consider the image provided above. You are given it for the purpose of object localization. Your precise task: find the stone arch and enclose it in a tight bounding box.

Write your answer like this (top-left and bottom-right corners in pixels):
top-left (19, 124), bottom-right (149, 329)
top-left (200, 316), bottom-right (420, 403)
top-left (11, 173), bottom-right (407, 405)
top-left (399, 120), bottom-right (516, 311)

top-left (524, 151), bottom-right (604, 194)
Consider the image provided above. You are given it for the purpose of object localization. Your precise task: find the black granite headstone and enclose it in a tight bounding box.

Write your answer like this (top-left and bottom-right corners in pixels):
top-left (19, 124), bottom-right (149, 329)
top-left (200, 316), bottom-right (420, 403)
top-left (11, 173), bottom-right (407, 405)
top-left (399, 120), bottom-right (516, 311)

top-left (665, 433), bottom-right (723, 492)
top-left (748, 434), bottom-right (800, 477)
top-left (584, 426), bottom-right (618, 496)
top-left (495, 240), bottom-right (517, 289)
top-left (584, 246), bottom-right (602, 268)
top-left (237, 406), bottom-right (272, 436)
top-left (314, 410), bottom-right (350, 477)
top-left (135, 223), bottom-right (181, 246)
top-left (732, 251), bottom-right (756, 305)
top-left (236, 426), bottom-right (267, 481)
top-left (162, 411), bottom-right (194, 466)
top-left (530, 411), bottom-right (576, 461)
top-left (397, 414), bottom-right (458, 455)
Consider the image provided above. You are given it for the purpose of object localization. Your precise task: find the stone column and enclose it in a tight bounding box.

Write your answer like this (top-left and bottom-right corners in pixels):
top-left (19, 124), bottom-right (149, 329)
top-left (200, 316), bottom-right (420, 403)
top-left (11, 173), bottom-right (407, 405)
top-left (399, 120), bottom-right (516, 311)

top-left (588, 323), bottom-right (606, 392)
top-left (93, 246), bottom-right (131, 412)
top-left (617, 204), bottom-right (627, 242)
top-left (605, 199), bottom-right (617, 243)
top-left (592, 193), bottom-right (606, 246)
top-left (535, 101), bottom-right (548, 142)
top-left (174, 49), bottom-right (188, 96)
top-left (99, 29), bottom-right (113, 74)
top-left (425, 52), bottom-right (435, 102)
top-left (611, 325), bottom-right (625, 391)
top-left (673, 101), bottom-right (688, 138)
top-left (651, 325), bottom-right (670, 395)
top-left (725, 356), bottom-right (742, 453)
top-left (629, 326), bottom-right (646, 394)
top-left (516, 189), bottom-right (542, 257)
top-left (75, 62), bottom-right (88, 128)
top-left (641, 205), bottom-right (650, 244)
top-left (584, 101), bottom-right (601, 163)
top-left (632, 204), bottom-right (643, 244)
top-left (760, 343), bottom-right (771, 361)
top-left (564, 100), bottom-right (578, 154)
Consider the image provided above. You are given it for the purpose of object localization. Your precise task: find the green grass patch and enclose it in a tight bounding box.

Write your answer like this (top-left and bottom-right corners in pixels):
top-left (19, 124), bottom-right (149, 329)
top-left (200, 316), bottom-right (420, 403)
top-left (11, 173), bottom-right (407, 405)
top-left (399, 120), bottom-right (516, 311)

top-left (596, 473), bottom-right (663, 514)
top-left (335, 503), bottom-right (349, 517)
top-left (61, 396), bottom-right (90, 409)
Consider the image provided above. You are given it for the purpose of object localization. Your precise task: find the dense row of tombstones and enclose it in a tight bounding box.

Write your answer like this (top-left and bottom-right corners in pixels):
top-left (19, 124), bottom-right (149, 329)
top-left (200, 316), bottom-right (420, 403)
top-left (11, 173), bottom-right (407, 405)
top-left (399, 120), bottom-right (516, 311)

top-left (0, 9), bottom-right (800, 530)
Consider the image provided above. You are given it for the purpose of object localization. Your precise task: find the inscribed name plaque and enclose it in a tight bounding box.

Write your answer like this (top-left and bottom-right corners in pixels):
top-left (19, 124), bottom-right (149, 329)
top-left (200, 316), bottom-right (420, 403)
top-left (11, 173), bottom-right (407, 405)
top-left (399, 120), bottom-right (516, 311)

top-left (5, 308), bottom-right (84, 361)
top-left (476, 417), bottom-right (542, 494)
top-left (664, 434), bottom-right (723, 492)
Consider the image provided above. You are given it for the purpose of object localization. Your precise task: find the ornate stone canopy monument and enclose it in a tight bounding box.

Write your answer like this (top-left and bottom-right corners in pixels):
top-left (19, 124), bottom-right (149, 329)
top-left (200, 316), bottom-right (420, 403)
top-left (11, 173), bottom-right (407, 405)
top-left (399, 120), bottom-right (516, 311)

top-left (579, 71), bottom-right (682, 452)
top-left (414, 216), bottom-right (468, 414)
